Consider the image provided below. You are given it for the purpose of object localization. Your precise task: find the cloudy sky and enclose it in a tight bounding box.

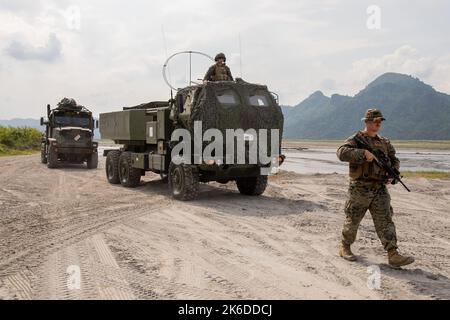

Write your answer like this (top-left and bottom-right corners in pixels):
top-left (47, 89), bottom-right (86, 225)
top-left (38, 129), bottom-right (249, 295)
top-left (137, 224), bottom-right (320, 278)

top-left (1, 0), bottom-right (449, 119)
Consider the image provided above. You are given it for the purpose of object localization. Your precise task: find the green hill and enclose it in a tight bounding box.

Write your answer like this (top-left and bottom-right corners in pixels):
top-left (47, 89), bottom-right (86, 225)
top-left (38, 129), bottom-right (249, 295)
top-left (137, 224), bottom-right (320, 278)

top-left (283, 73), bottom-right (450, 139)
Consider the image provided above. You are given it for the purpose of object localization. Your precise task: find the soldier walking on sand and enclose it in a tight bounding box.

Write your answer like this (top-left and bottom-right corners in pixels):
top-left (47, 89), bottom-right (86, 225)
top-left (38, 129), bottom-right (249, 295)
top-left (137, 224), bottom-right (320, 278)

top-left (337, 108), bottom-right (415, 268)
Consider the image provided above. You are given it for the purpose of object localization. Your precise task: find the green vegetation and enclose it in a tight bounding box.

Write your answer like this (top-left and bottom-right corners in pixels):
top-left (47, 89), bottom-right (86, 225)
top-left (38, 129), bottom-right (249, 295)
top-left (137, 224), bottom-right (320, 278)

top-left (283, 139), bottom-right (450, 151)
top-left (390, 140), bottom-right (450, 150)
top-left (402, 171), bottom-right (450, 179)
top-left (0, 126), bottom-right (42, 156)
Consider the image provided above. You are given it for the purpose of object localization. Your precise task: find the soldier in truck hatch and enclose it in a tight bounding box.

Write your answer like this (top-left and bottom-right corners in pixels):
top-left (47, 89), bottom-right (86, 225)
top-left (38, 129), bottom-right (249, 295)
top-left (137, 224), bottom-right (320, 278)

top-left (203, 53), bottom-right (234, 83)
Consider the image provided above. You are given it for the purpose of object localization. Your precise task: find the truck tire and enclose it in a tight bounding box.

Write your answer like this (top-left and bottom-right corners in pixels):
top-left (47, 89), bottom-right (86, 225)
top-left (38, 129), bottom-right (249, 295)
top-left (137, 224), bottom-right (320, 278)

top-left (41, 144), bottom-right (47, 164)
top-left (236, 175), bottom-right (268, 196)
top-left (118, 152), bottom-right (141, 187)
top-left (168, 162), bottom-right (199, 201)
top-left (87, 152), bottom-right (98, 169)
top-left (47, 145), bottom-right (58, 168)
top-left (106, 150), bottom-right (121, 184)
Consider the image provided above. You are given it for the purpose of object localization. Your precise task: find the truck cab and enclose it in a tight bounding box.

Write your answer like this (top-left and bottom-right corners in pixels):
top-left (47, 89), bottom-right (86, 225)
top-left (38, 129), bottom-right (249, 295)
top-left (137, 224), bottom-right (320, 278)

top-left (41, 98), bottom-right (98, 169)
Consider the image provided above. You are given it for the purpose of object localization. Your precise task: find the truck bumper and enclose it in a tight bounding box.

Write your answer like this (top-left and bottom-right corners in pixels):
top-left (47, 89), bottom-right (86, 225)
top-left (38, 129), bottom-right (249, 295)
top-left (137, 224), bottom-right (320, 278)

top-left (199, 164), bottom-right (263, 181)
top-left (53, 147), bottom-right (98, 154)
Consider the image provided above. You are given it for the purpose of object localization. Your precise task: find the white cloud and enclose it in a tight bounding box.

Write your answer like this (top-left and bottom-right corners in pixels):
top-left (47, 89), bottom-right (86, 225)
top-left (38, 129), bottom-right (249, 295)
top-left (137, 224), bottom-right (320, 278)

top-left (0, 0), bottom-right (449, 117)
top-left (5, 33), bottom-right (62, 61)
top-left (341, 45), bottom-right (450, 95)
top-left (431, 55), bottom-right (450, 93)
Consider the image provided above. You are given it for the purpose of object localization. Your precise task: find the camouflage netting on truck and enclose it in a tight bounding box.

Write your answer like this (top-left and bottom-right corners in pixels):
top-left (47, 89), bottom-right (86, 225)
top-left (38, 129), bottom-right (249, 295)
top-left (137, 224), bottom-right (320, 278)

top-left (178, 80), bottom-right (284, 136)
top-left (56, 98), bottom-right (83, 111)
top-left (176, 80), bottom-right (284, 162)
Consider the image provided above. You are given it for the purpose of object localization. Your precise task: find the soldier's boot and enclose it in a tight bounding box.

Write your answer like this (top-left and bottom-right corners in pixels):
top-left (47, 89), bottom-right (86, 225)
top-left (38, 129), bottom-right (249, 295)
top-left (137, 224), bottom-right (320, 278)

top-left (388, 249), bottom-right (415, 268)
top-left (339, 244), bottom-right (357, 261)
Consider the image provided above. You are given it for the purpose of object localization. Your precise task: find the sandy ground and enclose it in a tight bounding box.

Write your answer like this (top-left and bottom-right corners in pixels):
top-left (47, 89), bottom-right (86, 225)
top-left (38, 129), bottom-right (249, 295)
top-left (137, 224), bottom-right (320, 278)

top-left (0, 154), bottom-right (449, 300)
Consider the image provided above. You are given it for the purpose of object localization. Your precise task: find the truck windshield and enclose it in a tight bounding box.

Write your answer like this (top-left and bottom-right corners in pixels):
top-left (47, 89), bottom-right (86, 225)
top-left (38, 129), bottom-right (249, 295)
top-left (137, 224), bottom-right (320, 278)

top-left (54, 115), bottom-right (90, 127)
top-left (216, 89), bottom-right (239, 106)
top-left (248, 92), bottom-right (271, 107)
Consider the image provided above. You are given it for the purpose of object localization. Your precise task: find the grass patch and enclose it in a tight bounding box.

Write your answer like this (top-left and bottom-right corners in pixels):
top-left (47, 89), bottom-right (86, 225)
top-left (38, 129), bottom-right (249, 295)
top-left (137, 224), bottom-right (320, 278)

top-left (402, 171), bottom-right (450, 179)
top-left (390, 140), bottom-right (450, 150)
top-left (0, 149), bottom-right (39, 157)
top-left (0, 126), bottom-right (42, 156)
top-left (283, 139), bottom-right (450, 150)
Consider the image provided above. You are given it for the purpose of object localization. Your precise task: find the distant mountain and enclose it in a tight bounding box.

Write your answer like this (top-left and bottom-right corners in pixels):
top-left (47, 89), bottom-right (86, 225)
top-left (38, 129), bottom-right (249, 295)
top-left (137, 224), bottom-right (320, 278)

top-left (3, 73), bottom-right (450, 141)
top-left (283, 73), bottom-right (450, 140)
top-left (0, 118), bottom-right (101, 139)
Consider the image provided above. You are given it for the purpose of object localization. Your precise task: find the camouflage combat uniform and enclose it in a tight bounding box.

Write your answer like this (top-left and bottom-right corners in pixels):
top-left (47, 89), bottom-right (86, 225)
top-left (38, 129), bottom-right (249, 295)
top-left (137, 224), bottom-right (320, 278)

top-left (337, 130), bottom-right (400, 251)
top-left (204, 53), bottom-right (233, 82)
top-left (203, 63), bottom-right (234, 82)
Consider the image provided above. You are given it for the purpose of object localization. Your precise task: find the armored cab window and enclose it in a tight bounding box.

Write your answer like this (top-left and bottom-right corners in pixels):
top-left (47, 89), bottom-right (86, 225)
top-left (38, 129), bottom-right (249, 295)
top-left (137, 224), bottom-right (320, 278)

top-left (54, 115), bottom-right (90, 127)
top-left (216, 89), bottom-right (240, 107)
top-left (248, 90), bottom-right (271, 107)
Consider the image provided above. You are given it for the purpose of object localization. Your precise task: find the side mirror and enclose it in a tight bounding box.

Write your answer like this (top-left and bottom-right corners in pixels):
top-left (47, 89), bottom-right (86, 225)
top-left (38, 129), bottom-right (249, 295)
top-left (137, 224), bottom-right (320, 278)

top-left (95, 120), bottom-right (99, 129)
top-left (40, 117), bottom-right (44, 126)
top-left (270, 92), bottom-right (279, 104)
top-left (176, 94), bottom-right (184, 113)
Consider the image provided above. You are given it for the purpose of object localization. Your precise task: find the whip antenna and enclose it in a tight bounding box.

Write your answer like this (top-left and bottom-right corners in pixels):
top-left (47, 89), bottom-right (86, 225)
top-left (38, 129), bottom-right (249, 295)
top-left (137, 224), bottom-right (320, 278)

top-left (161, 25), bottom-right (172, 87)
top-left (239, 34), bottom-right (243, 78)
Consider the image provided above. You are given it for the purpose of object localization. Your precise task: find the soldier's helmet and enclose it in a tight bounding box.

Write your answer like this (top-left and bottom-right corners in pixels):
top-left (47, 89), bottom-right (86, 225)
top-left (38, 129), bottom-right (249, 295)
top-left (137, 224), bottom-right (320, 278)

top-left (58, 97), bottom-right (77, 108)
top-left (215, 53), bottom-right (226, 62)
top-left (362, 108), bottom-right (386, 122)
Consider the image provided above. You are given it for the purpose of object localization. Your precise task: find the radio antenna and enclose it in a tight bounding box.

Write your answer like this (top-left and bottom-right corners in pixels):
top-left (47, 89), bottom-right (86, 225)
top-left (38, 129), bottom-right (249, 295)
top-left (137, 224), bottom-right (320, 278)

top-left (161, 25), bottom-right (172, 87)
top-left (239, 34), bottom-right (243, 78)
top-left (163, 51), bottom-right (213, 91)
top-left (189, 51), bottom-right (192, 86)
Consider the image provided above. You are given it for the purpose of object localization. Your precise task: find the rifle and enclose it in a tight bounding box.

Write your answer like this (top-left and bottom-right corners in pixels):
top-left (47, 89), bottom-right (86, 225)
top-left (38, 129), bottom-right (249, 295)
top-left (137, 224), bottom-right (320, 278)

top-left (353, 135), bottom-right (411, 192)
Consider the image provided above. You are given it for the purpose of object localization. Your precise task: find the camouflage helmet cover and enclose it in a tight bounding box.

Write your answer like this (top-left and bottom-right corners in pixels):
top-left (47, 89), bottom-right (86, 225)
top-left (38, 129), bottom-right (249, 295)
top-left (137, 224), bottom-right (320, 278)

top-left (362, 108), bottom-right (386, 121)
top-left (215, 52), bottom-right (226, 62)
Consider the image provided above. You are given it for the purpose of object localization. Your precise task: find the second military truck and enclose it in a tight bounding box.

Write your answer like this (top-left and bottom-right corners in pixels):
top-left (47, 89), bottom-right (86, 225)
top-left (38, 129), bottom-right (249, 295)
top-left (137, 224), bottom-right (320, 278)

top-left (41, 98), bottom-right (98, 169)
top-left (99, 79), bottom-right (284, 200)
